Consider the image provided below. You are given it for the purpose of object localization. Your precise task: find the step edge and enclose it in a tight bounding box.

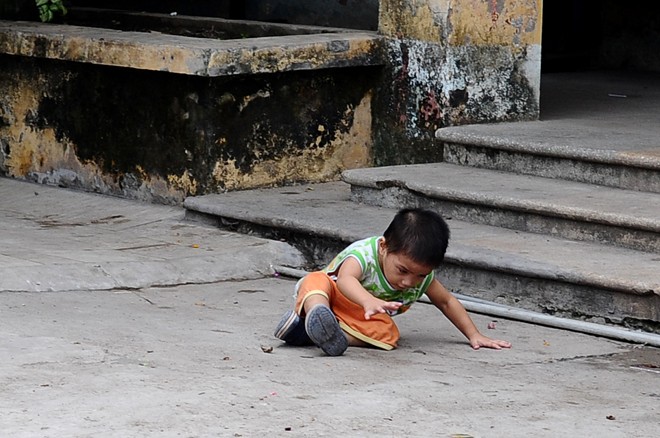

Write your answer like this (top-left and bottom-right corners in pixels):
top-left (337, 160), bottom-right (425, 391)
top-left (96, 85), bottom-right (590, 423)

top-left (184, 197), bottom-right (659, 296)
top-left (341, 169), bottom-right (660, 232)
top-left (435, 128), bottom-right (660, 170)
top-left (448, 243), bottom-right (658, 297)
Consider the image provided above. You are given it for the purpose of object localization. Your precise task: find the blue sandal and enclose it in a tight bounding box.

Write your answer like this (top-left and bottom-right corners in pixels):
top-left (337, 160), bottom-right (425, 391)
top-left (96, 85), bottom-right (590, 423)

top-left (305, 305), bottom-right (348, 356)
top-left (274, 310), bottom-right (312, 346)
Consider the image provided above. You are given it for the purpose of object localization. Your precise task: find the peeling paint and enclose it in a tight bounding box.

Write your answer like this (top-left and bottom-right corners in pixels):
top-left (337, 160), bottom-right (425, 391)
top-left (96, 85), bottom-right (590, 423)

top-left (377, 0), bottom-right (541, 147)
top-left (0, 75), bottom-right (194, 203)
top-left (442, 44), bottom-right (538, 122)
top-left (375, 0), bottom-right (541, 163)
top-left (168, 170), bottom-right (199, 196)
top-left (448, 0), bottom-right (541, 48)
top-left (239, 89), bottom-right (271, 112)
top-left (380, 0), bottom-right (540, 48)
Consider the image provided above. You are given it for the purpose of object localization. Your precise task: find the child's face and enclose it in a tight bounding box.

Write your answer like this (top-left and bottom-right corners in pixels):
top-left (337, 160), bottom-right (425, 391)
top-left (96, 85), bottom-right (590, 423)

top-left (379, 240), bottom-right (433, 291)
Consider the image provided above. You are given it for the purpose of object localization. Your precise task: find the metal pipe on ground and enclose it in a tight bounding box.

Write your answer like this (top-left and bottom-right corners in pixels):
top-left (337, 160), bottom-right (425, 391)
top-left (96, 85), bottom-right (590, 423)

top-left (272, 265), bottom-right (660, 348)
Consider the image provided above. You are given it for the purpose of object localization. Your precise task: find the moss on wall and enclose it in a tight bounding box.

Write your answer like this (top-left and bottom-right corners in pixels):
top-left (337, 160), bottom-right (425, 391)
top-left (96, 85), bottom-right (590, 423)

top-left (0, 55), bottom-right (376, 203)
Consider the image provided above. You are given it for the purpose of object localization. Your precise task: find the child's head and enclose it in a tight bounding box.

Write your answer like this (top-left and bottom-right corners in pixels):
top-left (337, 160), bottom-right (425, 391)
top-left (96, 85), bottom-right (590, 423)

top-left (382, 208), bottom-right (450, 268)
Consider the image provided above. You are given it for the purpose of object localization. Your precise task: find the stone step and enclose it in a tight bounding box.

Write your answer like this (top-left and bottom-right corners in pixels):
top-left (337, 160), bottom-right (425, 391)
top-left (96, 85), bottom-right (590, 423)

top-left (435, 121), bottom-right (660, 194)
top-left (342, 163), bottom-right (660, 253)
top-left (436, 72), bottom-right (660, 194)
top-left (183, 181), bottom-right (660, 332)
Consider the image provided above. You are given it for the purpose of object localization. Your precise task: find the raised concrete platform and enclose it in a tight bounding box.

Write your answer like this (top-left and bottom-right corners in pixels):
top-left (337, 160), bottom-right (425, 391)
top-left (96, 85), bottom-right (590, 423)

top-left (0, 12), bottom-right (381, 202)
top-left (0, 19), bottom-right (383, 76)
top-left (0, 177), bottom-right (304, 292)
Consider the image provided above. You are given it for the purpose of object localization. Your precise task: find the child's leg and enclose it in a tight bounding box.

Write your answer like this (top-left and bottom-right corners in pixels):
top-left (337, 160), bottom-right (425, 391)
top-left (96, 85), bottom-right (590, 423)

top-left (295, 272), bottom-right (348, 356)
top-left (274, 272), bottom-right (336, 347)
top-left (277, 271), bottom-right (399, 352)
top-left (301, 293), bottom-right (329, 316)
top-left (281, 291), bottom-right (364, 347)
top-left (303, 273), bottom-right (400, 350)
top-left (273, 309), bottom-right (312, 346)
top-left (294, 271), bottom-right (333, 317)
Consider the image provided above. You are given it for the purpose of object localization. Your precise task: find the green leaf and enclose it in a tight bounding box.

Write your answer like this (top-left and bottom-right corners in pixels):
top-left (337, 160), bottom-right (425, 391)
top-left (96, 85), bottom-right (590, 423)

top-left (35, 0), bottom-right (67, 22)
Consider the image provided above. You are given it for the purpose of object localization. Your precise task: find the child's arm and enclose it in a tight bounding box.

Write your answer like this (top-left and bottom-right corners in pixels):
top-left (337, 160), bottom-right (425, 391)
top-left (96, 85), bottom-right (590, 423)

top-left (336, 257), bottom-right (403, 320)
top-left (425, 279), bottom-right (511, 350)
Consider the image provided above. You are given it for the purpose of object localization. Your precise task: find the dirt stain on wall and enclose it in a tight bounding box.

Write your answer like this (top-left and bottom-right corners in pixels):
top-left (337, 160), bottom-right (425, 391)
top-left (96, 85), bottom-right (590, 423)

top-left (212, 92), bottom-right (372, 190)
top-left (373, 0), bottom-right (540, 165)
top-left (0, 56), bottom-right (375, 203)
top-left (379, 0), bottom-right (446, 42)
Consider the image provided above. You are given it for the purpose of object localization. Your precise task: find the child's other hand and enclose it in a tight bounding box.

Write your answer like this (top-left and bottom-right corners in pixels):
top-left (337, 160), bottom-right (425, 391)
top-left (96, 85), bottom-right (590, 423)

top-left (469, 333), bottom-right (512, 350)
top-left (363, 299), bottom-right (402, 320)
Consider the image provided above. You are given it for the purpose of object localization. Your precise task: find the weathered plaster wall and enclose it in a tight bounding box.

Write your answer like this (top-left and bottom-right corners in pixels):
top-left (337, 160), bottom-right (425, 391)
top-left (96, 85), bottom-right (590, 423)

top-left (0, 55), bottom-right (375, 203)
top-left (0, 1), bottom-right (544, 198)
top-left (374, 0), bottom-right (542, 165)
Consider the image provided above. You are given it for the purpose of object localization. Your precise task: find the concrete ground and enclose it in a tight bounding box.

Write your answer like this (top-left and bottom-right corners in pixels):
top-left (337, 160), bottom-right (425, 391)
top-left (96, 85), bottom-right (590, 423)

top-left (1, 177), bottom-right (659, 437)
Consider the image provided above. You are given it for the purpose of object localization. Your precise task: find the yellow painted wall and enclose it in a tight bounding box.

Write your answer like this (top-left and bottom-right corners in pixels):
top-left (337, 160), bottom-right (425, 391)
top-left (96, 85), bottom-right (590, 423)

top-left (380, 0), bottom-right (541, 48)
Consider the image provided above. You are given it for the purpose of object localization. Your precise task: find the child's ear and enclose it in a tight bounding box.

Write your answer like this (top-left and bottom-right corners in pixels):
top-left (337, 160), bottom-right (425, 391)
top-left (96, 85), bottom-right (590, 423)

top-left (379, 238), bottom-right (388, 253)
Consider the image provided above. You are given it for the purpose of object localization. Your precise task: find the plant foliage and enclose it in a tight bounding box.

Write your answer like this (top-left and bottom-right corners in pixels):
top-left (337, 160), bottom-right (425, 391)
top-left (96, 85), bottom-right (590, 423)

top-left (36, 0), bottom-right (67, 22)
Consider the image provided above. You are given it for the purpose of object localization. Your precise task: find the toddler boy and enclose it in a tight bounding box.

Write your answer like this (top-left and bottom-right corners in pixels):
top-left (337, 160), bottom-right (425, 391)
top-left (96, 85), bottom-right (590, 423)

top-left (274, 208), bottom-right (511, 356)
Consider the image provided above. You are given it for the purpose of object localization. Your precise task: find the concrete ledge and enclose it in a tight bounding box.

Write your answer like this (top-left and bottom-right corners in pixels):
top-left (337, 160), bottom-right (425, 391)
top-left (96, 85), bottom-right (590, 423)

top-left (0, 20), bottom-right (383, 76)
top-left (442, 141), bottom-right (660, 193)
top-left (342, 164), bottom-right (660, 253)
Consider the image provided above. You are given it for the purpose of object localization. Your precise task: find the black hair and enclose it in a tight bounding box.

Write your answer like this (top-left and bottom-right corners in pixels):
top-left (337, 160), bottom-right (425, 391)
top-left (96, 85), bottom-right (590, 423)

top-left (382, 208), bottom-right (450, 268)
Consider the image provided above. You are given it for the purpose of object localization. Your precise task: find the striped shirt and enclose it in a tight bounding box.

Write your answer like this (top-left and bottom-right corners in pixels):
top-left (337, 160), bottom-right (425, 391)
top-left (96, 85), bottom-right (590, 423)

top-left (323, 236), bottom-right (434, 315)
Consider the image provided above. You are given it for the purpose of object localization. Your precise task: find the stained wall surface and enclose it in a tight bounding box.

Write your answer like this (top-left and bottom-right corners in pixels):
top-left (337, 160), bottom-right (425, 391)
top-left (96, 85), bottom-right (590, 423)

top-left (0, 55), bottom-right (376, 203)
top-left (374, 0), bottom-right (542, 165)
top-left (0, 1), bottom-right (544, 201)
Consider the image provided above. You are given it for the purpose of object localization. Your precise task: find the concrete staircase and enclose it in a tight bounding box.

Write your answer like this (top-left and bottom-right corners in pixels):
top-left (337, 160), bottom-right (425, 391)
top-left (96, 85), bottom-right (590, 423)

top-left (183, 73), bottom-right (660, 333)
top-left (183, 157), bottom-right (660, 333)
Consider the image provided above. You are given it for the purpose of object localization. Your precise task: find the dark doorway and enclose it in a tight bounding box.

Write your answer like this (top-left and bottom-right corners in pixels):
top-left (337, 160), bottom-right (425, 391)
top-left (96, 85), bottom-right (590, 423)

top-left (540, 1), bottom-right (660, 121)
top-left (542, 0), bottom-right (660, 73)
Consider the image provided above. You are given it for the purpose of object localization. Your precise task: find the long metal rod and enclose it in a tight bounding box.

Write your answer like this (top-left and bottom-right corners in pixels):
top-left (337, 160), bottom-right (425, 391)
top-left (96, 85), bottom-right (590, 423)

top-left (272, 265), bottom-right (660, 347)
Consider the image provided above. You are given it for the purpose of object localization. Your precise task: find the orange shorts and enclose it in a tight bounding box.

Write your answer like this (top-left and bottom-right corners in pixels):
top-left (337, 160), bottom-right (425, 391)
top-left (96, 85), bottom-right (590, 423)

top-left (295, 271), bottom-right (399, 350)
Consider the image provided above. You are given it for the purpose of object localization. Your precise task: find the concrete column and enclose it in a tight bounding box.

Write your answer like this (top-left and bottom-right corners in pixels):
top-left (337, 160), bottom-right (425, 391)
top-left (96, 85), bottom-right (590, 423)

top-left (374, 0), bottom-right (542, 164)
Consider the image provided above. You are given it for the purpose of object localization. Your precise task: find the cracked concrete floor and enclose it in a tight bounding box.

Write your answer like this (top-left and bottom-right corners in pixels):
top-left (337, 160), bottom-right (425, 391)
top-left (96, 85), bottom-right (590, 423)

top-left (1, 277), bottom-right (658, 437)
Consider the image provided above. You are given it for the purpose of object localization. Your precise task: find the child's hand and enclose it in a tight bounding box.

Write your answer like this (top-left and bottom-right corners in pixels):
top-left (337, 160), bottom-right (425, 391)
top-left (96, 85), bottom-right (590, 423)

top-left (363, 298), bottom-right (402, 320)
top-left (468, 333), bottom-right (512, 350)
